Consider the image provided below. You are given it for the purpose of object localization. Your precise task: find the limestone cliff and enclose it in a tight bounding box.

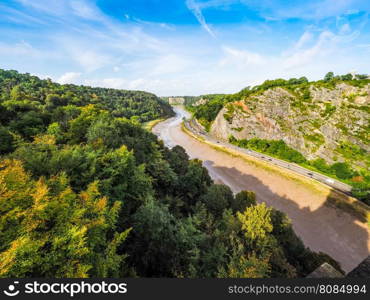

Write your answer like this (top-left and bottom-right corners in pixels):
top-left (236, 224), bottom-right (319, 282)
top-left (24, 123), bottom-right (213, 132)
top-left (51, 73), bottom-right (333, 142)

top-left (210, 83), bottom-right (370, 168)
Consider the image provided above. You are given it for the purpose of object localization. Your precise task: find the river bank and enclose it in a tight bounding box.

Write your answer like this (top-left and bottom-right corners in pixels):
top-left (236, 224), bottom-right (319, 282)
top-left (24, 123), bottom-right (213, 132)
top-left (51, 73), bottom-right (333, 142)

top-left (153, 106), bottom-right (370, 273)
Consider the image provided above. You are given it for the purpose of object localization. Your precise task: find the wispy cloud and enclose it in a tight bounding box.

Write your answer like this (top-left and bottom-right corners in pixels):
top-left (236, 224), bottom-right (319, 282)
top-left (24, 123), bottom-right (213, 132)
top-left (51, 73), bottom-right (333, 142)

top-left (0, 0), bottom-right (369, 95)
top-left (283, 31), bottom-right (335, 69)
top-left (293, 31), bottom-right (314, 50)
top-left (186, 0), bottom-right (216, 37)
top-left (69, 0), bottom-right (103, 20)
top-left (283, 24), bottom-right (361, 70)
top-left (0, 41), bottom-right (39, 56)
top-left (220, 46), bottom-right (266, 68)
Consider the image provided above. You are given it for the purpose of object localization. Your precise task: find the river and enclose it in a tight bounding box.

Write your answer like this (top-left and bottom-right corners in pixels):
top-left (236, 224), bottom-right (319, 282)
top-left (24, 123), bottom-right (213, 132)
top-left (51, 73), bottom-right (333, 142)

top-left (153, 106), bottom-right (370, 273)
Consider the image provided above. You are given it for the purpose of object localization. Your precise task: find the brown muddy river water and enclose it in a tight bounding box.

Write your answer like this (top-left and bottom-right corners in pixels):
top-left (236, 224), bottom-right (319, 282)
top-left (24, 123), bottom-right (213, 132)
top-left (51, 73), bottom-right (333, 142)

top-left (153, 106), bottom-right (370, 273)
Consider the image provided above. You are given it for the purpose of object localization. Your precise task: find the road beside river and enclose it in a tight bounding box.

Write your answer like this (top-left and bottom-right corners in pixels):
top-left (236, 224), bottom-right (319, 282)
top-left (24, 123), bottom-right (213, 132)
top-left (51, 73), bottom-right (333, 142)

top-left (153, 106), bottom-right (370, 273)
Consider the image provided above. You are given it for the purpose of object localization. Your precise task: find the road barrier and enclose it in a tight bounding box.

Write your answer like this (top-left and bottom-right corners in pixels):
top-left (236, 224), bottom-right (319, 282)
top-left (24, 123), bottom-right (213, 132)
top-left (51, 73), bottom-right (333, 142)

top-left (184, 120), bottom-right (352, 195)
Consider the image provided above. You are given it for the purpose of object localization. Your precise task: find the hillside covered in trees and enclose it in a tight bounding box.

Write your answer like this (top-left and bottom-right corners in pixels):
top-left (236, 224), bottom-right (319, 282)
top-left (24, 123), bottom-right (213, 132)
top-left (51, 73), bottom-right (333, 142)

top-left (187, 73), bottom-right (370, 204)
top-left (0, 70), bottom-right (341, 278)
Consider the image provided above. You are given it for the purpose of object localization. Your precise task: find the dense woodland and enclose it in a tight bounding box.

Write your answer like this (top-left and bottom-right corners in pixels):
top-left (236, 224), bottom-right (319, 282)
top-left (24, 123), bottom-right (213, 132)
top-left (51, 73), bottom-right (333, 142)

top-left (0, 69), bottom-right (342, 278)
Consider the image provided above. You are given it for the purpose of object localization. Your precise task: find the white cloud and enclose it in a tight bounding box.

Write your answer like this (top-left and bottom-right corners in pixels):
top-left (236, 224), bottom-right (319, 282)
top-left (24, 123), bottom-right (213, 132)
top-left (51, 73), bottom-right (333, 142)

top-left (284, 31), bottom-right (335, 69)
top-left (150, 54), bottom-right (192, 75)
top-left (76, 50), bottom-right (113, 72)
top-left (293, 31), bottom-right (314, 50)
top-left (57, 72), bottom-right (81, 84)
top-left (220, 46), bottom-right (266, 67)
top-left (0, 41), bottom-right (41, 57)
top-left (2, 0), bottom-right (368, 96)
top-left (186, 0), bottom-right (216, 37)
top-left (69, 0), bottom-right (103, 20)
top-left (60, 40), bottom-right (116, 72)
top-left (16, 0), bottom-right (68, 16)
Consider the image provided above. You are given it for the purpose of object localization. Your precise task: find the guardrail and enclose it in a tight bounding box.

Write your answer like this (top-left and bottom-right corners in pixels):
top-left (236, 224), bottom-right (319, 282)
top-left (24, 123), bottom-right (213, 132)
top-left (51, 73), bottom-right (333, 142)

top-left (184, 119), bottom-right (352, 194)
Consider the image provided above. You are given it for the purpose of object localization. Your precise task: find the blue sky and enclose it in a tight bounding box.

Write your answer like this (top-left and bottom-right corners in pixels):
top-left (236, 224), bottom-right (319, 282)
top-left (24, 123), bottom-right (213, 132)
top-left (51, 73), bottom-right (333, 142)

top-left (0, 0), bottom-right (370, 95)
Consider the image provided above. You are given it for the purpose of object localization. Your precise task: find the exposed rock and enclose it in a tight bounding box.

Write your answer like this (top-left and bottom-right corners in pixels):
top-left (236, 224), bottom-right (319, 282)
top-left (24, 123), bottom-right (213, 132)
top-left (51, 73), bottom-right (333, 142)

top-left (193, 97), bottom-right (208, 106)
top-left (168, 97), bottom-right (185, 105)
top-left (307, 263), bottom-right (344, 278)
top-left (210, 84), bottom-right (370, 167)
top-left (308, 255), bottom-right (370, 278)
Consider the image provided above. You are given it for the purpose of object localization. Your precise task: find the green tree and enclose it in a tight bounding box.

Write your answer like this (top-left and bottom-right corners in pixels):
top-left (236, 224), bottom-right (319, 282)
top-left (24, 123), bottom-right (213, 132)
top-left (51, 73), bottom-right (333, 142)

top-left (231, 190), bottom-right (256, 212)
top-left (218, 253), bottom-right (270, 278)
top-left (129, 200), bottom-right (201, 277)
top-left (330, 162), bottom-right (354, 179)
top-left (179, 159), bottom-right (212, 209)
top-left (10, 85), bottom-right (24, 101)
top-left (201, 184), bottom-right (234, 217)
top-left (0, 127), bottom-right (14, 154)
top-left (324, 72), bottom-right (334, 82)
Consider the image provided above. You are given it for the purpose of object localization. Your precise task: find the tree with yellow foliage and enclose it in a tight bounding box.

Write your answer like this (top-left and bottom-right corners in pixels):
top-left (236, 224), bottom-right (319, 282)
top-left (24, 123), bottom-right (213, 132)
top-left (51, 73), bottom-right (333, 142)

top-left (0, 159), bottom-right (130, 278)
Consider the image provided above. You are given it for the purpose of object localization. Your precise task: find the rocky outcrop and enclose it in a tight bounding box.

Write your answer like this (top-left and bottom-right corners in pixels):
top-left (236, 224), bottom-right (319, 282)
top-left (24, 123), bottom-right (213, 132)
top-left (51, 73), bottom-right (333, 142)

top-left (193, 97), bottom-right (208, 106)
top-left (307, 263), bottom-right (344, 278)
top-left (168, 97), bottom-right (185, 105)
top-left (210, 84), bottom-right (369, 167)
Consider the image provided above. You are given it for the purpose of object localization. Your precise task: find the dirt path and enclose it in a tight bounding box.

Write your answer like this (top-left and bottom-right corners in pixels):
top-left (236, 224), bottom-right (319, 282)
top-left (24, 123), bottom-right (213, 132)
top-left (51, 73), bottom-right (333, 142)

top-left (153, 106), bottom-right (370, 273)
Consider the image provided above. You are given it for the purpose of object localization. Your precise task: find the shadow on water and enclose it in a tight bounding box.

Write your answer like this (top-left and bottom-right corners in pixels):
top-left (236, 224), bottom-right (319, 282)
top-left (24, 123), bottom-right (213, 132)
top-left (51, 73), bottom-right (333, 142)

top-left (203, 160), bottom-right (370, 274)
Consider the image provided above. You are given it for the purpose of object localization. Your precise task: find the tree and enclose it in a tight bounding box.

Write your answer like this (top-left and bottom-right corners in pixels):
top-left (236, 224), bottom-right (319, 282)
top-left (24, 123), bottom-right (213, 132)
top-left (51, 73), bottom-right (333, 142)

top-left (164, 145), bottom-right (189, 176)
top-left (68, 104), bottom-right (108, 144)
top-left (237, 203), bottom-right (273, 248)
top-left (330, 162), bottom-right (354, 179)
top-left (9, 111), bottom-right (45, 139)
top-left (340, 73), bottom-right (353, 81)
top-left (218, 253), bottom-right (270, 278)
top-left (47, 122), bottom-right (64, 143)
top-left (0, 127), bottom-right (14, 154)
top-left (10, 85), bottom-right (24, 101)
top-left (129, 200), bottom-right (200, 277)
top-left (298, 76), bottom-right (309, 84)
top-left (0, 159), bottom-right (130, 278)
top-left (231, 191), bottom-right (256, 212)
top-left (201, 184), bottom-right (234, 217)
top-left (0, 68), bottom-right (347, 278)
top-left (95, 145), bottom-right (152, 211)
top-left (356, 74), bottom-right (368, 80)
top-left (324, 72), bottom-right (334, 82)
top-left (45, 94), bottom-right (68, 110)
top-left (179, 159), bottom-right (212, 208)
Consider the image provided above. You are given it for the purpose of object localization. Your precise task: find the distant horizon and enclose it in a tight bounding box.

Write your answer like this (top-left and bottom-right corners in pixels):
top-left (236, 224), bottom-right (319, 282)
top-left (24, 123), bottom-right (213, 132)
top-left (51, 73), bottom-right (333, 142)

top-left (3, 67), bottom-right (368, 98)
top-left (1, 0), bottom-right (370, 96)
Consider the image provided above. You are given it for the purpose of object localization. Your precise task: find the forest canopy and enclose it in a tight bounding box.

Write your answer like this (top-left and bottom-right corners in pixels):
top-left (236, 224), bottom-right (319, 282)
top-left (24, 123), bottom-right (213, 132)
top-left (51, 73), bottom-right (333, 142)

top-left (0, 69), bottom-right (341, 278)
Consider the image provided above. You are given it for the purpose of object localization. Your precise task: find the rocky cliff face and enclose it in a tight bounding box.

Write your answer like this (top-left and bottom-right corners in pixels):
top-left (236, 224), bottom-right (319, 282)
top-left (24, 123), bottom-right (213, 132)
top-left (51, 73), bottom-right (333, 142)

top-left (193, 97), bottom-right (208, 106)
top-left (210, 83), bottom-right (370, 168)
top-left (168, 97), bottom-right (185, 105)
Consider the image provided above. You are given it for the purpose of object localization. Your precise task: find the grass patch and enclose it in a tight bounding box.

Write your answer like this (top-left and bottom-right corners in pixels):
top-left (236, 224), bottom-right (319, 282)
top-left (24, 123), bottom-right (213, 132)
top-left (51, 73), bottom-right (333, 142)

top-left (143, 118), bottom-right (165, 131)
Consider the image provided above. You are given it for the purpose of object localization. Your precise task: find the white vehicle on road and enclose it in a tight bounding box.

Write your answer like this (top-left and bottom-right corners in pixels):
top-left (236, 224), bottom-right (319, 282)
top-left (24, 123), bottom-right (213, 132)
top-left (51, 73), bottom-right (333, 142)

top-left (325, 178), bottom-right (335, 184)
